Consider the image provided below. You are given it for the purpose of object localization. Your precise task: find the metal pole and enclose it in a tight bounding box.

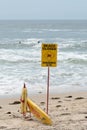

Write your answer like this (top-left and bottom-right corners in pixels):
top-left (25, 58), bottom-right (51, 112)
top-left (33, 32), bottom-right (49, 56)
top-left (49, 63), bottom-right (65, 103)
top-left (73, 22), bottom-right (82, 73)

top-left (47, 66), bottom-right (50, 114)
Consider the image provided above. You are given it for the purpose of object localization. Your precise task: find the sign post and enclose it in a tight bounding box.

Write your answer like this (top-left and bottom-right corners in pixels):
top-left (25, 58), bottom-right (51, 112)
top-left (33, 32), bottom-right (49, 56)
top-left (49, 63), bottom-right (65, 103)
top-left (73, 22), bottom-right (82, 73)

top-left (41, 43), bottom-right (57, 114)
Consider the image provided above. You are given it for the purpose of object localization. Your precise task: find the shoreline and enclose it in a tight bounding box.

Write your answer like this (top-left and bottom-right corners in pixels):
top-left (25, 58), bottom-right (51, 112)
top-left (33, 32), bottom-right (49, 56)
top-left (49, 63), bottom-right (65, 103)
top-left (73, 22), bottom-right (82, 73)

top-left (0, 90), bottom-right (87, 99)
top-left (0, 91), bottom-right (87, 130)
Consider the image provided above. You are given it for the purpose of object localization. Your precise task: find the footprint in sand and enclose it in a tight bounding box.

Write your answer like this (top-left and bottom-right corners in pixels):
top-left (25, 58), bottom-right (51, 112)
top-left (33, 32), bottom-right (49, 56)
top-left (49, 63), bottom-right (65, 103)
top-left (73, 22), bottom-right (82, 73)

top-left (51, 97), bottom-right (60, 100)
top-left (9, 101), bottom-right (20, 105)
top-left (75, 97), bottom-right (84, 100)
top-left (0, 106), bottom-right (2, 109)
top-left (65, 96), bottom-right (72, 98)
top-left (0, 126), bottom-right (7, 129)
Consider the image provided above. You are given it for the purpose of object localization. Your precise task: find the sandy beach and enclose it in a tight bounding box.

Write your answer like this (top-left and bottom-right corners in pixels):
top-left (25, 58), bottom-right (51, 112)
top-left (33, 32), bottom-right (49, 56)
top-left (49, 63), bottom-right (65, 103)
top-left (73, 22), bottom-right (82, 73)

top-left (0, 91), bottom-right (87, 130)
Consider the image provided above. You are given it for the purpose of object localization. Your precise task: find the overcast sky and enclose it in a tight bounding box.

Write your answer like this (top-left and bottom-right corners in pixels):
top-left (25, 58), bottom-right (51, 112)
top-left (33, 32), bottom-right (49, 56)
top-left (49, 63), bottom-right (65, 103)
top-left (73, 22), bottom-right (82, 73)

top-left (0, 0), bottom-right (87, 20)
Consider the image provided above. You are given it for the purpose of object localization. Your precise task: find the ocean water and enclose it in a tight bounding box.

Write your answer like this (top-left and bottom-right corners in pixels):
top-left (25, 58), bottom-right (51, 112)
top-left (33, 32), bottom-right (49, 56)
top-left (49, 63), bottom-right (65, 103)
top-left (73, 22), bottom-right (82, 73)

top-left (0, 20), bottom-right (87, 96)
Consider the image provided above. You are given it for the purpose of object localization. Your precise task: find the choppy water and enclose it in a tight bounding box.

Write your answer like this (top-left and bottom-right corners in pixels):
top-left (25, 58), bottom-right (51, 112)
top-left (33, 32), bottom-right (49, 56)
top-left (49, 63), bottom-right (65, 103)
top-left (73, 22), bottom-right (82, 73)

top-left (0, 20), bottom-right (87, 96)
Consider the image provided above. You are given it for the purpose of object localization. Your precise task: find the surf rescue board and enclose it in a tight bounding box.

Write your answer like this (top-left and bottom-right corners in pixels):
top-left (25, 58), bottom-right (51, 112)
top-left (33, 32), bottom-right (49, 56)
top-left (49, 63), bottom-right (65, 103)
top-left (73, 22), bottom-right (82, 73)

top-left (27, 98), bottom-right (52, 125)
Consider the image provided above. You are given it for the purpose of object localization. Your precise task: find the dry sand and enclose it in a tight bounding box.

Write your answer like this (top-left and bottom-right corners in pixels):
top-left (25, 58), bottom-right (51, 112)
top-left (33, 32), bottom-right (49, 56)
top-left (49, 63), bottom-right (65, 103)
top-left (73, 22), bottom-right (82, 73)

top-left (0, 91), bottom-right (87, 130)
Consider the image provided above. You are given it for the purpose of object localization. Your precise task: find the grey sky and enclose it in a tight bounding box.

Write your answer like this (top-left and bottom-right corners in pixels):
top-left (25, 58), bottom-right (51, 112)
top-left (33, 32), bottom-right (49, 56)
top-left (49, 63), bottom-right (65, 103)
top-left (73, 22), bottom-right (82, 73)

top-left (0, 0), bottom-right (87, 20)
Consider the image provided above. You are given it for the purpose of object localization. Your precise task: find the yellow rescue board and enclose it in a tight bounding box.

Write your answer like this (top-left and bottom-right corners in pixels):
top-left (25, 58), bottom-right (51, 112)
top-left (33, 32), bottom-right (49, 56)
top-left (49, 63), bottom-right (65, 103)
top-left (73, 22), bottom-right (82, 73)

top-left (20, 84), bottom-right (27, 115)
top-left (27, 98), bottom-right (52, 125)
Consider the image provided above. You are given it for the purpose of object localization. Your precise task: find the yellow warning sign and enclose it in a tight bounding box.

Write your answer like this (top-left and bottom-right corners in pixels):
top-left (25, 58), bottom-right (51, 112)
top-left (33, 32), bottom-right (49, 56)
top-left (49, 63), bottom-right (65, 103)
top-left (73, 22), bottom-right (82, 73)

top-left (41, 43), bottom-right (57, 67)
